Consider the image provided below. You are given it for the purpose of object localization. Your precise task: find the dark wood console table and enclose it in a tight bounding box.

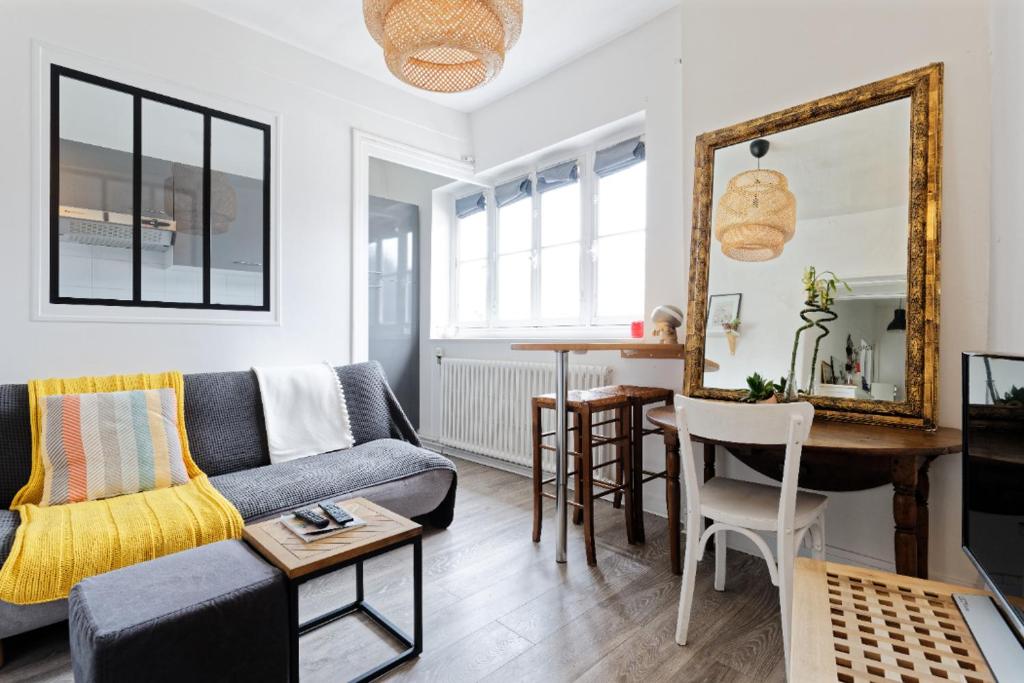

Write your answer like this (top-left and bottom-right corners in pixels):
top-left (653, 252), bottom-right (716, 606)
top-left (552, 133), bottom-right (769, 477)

top-left (646, 405), bottom-right (961, 579)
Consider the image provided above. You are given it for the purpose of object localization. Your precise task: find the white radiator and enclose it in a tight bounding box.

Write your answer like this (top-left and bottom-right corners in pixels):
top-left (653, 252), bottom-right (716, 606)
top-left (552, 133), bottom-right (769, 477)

top-left (438, 358), bottom-right (612, 470)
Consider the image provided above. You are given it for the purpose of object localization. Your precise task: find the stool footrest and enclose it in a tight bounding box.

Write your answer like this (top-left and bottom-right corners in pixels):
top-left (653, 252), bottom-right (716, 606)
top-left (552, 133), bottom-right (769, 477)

top-left (538, 481), bottom-right (628, 501)
top-left (539, 437), bottom-right (628, 453)
top-left (592, 435), bottom-right (629, 447)
top-left (540, 490), bottom-right (583, 509)
top-left (592, 486), bottom-right (628, 501)
top-left (540, 427), bottom-right (581, 439)
top-left (539, 444), bottom-right (583, 455)
top-left (640, 470), bottom-right (669, 485)
top-left (540, 471), bottom-right (580, 487)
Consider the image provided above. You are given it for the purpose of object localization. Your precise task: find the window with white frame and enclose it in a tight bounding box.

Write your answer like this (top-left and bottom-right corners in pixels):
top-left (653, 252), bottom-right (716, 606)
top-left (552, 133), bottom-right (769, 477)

top-left (451, 134), bottom-right (646, 331)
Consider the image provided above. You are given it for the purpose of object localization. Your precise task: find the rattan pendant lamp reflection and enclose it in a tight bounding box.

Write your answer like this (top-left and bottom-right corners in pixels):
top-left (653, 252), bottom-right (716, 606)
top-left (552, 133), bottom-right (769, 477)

top-left (714, 139), bottom-right (797, 262)
top-left (364, 0), bottom-right (523, 93)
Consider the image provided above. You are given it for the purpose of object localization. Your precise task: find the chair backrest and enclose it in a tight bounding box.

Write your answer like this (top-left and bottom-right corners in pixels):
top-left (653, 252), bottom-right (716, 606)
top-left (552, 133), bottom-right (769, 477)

top-left (674, 395), bottom-right (815, 536)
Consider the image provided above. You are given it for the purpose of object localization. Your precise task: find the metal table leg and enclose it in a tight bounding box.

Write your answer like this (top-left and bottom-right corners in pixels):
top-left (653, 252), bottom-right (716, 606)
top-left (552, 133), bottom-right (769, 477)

top-left (554, 350), bottom-right (568, 563)
top-left (287, 537), bottom-right (422, 682)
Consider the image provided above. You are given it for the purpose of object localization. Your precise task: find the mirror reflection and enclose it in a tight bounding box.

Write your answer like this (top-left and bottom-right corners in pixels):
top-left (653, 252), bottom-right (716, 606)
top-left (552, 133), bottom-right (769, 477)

top-left (703, 98), bottom-right (911, 402)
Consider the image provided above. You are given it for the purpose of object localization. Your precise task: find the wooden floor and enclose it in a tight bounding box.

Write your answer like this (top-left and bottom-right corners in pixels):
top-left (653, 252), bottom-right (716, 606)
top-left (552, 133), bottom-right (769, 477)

top-left (0, 457), bottom-right (785, 682)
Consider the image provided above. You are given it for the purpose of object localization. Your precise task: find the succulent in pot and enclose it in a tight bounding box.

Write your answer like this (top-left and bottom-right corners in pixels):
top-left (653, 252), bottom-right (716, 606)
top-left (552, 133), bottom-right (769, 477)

top-left (741, 372), bottom-right (787, 404)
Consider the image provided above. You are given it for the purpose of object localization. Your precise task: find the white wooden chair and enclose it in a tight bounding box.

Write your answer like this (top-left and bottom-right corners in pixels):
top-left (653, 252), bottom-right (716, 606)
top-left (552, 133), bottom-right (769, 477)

top-left (673, 395), bottom-right (827, 678)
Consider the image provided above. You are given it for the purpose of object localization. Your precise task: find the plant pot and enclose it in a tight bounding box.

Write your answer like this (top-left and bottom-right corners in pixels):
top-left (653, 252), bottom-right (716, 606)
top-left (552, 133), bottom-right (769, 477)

top-left (758, 395), bottom-right (778, 404)
top-left (783, 370), bottom-right (799, 402)
top-left (725, 330), bottom-right (739, 355)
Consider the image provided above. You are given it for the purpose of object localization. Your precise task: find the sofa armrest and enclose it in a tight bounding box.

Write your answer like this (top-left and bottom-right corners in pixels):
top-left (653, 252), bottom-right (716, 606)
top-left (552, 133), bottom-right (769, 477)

top-left (335, 361), bottom-right (420, 447)
top-left (382, 373), bottom-right (421, 447)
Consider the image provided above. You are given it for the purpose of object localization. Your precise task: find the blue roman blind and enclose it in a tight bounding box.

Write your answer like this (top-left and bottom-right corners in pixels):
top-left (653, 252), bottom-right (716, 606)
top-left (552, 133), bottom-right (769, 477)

top-left (536, 160), bottom-right (579, 194)
top-left (594, 137), bottom-right (646, 177)
top-left (495, 176), bottom-right (532, 208)
top-left (455, 191), bottom-right (487, 219)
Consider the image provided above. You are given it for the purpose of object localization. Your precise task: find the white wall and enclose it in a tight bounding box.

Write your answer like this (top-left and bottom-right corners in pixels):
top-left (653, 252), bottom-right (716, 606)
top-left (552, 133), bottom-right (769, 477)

top-left (682, 0), bottom-right (991, 584)
top-left (0, 0), bottom-right (471, 382)
top-left (990, 0), bottom-right (1024, 354)
top-left (420, 8), bottom-right (687, 517)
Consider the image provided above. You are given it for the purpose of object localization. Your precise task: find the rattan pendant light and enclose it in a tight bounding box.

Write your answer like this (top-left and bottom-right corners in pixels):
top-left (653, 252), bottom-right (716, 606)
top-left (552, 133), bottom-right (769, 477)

top-left (364, 0), bottom-right (523, 93)
top-left (714, 139), bottom-right (797, 262)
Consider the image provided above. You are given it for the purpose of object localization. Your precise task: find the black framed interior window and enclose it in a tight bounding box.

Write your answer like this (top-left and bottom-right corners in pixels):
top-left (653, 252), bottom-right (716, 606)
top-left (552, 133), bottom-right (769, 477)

top-left (50, 65), bottom-right (271, 311)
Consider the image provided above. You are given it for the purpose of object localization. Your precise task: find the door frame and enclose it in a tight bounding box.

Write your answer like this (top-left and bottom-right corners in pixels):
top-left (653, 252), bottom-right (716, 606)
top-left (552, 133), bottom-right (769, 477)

top-left (351, 130), bottom-right (476, 362)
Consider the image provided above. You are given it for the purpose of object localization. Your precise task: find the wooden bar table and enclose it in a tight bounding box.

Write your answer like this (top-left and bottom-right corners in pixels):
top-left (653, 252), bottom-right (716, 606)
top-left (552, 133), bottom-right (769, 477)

top-left (646, 405), bottom-right (961, 578)
top-left (510, 341), bottom-right (718, 563)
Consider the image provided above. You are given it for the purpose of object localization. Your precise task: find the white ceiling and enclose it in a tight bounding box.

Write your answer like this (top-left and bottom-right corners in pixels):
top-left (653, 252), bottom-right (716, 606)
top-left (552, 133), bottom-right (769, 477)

top-left (181, 0), bottom-right (680, 112)
top-left (712, 98), bottom-right (912, 221)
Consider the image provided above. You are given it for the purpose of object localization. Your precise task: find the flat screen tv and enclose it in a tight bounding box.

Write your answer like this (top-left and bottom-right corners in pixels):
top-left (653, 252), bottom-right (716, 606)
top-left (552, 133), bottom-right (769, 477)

top-left (962, 351), bottom-right (1024, 645)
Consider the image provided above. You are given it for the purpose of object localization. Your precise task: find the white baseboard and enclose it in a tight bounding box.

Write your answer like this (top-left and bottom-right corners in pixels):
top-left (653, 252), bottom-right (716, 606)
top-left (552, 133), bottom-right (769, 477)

top-left (723, 532), bottom-right (892, 571)
top-left (419, 437), bottom-right (533, 478)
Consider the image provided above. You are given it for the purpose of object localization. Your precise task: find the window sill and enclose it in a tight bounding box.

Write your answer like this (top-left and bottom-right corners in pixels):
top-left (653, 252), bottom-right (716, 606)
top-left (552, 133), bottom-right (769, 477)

top-left (430, 325), bottom-right (636, 342)
top-left (33, 300), bottom-right (281, 326)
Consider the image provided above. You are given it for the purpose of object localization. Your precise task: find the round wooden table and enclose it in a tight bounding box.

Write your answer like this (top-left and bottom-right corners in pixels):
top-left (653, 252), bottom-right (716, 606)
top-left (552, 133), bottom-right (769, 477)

top-left (646, 405), bottom-right (961, 578)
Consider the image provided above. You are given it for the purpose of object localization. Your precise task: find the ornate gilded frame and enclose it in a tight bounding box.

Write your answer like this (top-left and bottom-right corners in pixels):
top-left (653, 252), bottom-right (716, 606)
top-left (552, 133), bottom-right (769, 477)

top-left (683, 64), bottom-right (943, 430)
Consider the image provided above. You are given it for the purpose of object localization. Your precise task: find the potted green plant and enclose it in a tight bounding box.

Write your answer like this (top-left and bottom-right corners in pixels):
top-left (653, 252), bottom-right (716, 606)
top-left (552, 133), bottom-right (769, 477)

top-left (742, 372), bottom-right (787, 403)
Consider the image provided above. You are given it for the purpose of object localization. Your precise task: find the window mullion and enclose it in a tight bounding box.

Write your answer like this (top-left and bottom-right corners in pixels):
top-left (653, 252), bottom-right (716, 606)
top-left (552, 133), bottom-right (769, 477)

top-left (202, 113), bottom-right (211, 305)
top-left (580, 151), bottom-right (596, 327)
top-left (487, 188), bottom-right (497, 328)
top-left (131, 94), bottom-right (142, 303)
top-left (449, 197), bottom-right (459, 328)
top-left (531, 172), bottom-right (541, 324)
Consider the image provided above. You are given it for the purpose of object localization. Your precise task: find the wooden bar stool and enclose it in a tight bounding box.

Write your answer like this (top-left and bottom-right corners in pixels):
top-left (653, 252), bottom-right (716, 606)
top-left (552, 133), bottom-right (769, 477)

top-left (592, 385), bottom-right (677, 569)
top-left (531, 389), bottom-right (634, 565)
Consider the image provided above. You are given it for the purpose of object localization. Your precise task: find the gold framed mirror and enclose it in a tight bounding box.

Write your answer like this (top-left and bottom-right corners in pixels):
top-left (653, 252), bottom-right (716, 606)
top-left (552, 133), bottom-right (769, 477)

top-left (683, 64), bottom-right (942, 429)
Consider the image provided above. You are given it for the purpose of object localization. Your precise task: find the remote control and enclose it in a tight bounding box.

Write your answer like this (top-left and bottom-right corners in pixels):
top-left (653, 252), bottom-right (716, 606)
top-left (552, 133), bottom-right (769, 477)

top-left (294, 508), bottom-right (330, 529)
top-left (319, 502), bottom-right (354, 526)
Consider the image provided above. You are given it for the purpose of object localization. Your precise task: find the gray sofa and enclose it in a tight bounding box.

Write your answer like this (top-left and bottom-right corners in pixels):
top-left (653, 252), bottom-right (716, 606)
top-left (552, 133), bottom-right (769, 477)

top-left (0, 361), bottom-right (455, 645)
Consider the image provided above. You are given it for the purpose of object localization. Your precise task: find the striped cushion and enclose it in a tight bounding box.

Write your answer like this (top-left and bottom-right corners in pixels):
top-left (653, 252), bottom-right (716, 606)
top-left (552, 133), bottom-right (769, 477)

top-left (38, 388), bottom-right (190, 506)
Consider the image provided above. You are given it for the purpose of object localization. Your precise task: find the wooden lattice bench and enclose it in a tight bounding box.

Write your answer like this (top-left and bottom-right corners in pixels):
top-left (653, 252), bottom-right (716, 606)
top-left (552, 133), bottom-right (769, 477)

top-left (792, 558), bottom-right (995, 683)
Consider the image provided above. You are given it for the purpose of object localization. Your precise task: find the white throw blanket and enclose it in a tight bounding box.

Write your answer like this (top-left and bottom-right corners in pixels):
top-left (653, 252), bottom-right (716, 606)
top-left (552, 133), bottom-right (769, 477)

top-left (253, 362), bottom-right (354, 464)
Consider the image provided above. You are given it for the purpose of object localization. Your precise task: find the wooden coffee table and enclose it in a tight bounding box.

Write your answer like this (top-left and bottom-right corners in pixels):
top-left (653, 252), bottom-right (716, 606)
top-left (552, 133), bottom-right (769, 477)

top-left (243, 497), bottom-right (423, 683)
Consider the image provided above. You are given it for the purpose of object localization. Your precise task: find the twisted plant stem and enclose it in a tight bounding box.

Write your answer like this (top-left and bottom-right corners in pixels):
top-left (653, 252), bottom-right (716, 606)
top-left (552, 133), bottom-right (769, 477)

top-left (786, 299), bottom-right (819, 400)
top-left (807, 308), bottom-right (838, 394)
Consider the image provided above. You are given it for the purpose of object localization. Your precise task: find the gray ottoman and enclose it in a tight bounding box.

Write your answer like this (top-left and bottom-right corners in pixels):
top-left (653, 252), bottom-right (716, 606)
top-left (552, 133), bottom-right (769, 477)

top-left (69, 540), bottom-right (288, 683)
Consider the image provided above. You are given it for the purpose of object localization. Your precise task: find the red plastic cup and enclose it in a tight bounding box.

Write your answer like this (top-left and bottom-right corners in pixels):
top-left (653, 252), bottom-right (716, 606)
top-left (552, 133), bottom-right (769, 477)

top-left (630, 320), bottom-right (644, 338)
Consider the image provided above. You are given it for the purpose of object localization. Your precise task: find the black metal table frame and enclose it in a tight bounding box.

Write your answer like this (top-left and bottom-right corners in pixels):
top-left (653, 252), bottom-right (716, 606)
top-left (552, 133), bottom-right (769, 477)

top-left (286, 535), bottom-right (422, 683)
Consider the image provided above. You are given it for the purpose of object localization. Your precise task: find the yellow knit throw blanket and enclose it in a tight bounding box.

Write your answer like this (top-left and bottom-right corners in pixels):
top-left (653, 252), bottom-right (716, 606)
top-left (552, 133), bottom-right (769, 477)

top-left (0, 372), bottom-right (243, 605)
